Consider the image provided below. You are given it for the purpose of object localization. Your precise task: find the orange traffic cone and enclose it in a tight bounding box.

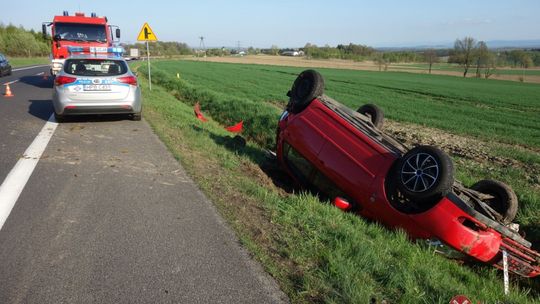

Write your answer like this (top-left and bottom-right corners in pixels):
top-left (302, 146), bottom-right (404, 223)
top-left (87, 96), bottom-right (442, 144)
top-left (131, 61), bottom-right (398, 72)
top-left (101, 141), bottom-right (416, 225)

top-left (4, 84), bottom-right (13, 97)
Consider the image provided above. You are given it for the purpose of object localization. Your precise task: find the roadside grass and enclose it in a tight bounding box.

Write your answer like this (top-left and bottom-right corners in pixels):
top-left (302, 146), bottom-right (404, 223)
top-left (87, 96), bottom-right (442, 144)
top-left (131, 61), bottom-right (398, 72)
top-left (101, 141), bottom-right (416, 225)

top-left (8, 57), bottom-right (49, 68)
top-left (138, 76), bottom-right (538, 303)
top-left (151, 60), bottom-right (540, 149)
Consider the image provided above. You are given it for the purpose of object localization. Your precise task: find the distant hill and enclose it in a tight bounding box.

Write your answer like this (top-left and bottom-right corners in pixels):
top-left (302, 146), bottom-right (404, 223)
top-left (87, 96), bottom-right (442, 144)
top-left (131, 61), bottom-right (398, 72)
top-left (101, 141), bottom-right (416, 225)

top-left (485, 40), bottom-right (540, 49)
top-left (375, 39), bottom-right (540, 50)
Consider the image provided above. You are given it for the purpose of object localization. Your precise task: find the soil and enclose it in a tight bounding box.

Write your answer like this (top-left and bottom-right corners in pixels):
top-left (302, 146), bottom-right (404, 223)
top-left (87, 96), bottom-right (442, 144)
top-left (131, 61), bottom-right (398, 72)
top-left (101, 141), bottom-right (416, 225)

top-left (185, 55), bottom-right (540, 84)
top-left (383, 120), bottom-right (540, 188)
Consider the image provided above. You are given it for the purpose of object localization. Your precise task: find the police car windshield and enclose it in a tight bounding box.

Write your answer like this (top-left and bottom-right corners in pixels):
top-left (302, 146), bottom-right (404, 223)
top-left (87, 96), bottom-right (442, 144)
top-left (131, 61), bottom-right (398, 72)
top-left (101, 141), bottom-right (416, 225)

top-left (55, 23), bottom-right (107, 42)
top-left (64, 59), bottom-right (128, 76)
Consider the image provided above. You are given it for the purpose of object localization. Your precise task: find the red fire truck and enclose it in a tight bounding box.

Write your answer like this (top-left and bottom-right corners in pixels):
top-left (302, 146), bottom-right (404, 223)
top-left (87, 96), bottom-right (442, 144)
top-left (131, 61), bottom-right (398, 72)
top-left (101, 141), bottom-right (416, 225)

top-left (42, 11), bottom-right (121, 75)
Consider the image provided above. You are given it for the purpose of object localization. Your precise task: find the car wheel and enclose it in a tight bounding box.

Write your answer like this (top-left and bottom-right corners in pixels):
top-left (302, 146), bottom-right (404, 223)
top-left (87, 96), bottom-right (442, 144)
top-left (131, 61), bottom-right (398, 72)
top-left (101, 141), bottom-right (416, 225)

top-left (288, 69), bottom-right (324, 114)
top-left (470, 179), bottom-right (518, 224)
top-left (357, 104), bottom-right (384, 129)
top-left (396, 145), bottom-right (454, 204)
top-left (7, 68), bottom-right (12, 76)
top-left (54, 112), bottom-right (64, 123)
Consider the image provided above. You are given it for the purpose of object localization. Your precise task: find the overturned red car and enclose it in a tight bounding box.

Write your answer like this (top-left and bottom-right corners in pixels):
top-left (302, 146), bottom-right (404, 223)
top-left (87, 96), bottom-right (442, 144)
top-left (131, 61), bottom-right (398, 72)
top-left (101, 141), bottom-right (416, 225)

top-left (276, 69), bottom-right (539, 277)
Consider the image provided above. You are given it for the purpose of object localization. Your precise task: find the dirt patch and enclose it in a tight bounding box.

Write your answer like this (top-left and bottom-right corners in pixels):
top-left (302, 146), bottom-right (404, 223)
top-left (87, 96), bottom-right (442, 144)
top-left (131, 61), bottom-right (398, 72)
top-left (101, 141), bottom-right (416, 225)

top-left (383, 120), bottom-right (540, 187)
top-left (185, 55), bottom-right (540, 84)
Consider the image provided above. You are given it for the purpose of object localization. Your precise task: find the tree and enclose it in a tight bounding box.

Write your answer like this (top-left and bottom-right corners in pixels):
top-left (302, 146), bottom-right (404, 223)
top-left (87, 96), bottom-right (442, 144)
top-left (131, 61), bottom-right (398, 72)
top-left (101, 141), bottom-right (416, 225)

top-left (474, 41), bottom-right (489, 77)
top-left (484, 52), bottom-right (497, 79)
top-left (423, 49), bottom-right (439, 74)
top-left (270, 45), bottom-right (279, 56)
top-left (373, 52), bottom-right (385, 71)
top-left (453, 37), bottom-right (476, 77)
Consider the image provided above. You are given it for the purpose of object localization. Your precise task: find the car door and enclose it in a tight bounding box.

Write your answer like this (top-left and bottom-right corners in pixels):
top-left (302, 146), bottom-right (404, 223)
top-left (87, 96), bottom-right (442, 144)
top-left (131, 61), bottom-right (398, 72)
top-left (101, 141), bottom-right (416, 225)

top-left (315, 111), bottom-right (391, 205)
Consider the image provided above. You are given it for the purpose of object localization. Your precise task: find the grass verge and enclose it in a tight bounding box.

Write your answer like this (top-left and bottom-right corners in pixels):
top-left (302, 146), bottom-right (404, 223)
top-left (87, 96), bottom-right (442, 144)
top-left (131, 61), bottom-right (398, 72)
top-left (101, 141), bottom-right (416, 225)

top-left (8, 57), bottom-right (49, 68)
top-left (137, 68), bottom-right (538, 303)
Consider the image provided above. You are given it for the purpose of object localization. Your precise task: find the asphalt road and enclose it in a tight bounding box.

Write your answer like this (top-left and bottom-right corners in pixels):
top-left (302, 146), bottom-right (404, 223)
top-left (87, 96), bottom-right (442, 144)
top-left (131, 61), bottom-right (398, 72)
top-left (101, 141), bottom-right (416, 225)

top-left (0, 66), bottom-right (287, 303)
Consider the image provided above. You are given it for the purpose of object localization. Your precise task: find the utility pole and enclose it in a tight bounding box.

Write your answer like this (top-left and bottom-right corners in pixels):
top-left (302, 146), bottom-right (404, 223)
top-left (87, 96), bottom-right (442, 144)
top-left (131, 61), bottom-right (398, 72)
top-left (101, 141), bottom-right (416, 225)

top-left (199, 36), bottom-right (206, 57)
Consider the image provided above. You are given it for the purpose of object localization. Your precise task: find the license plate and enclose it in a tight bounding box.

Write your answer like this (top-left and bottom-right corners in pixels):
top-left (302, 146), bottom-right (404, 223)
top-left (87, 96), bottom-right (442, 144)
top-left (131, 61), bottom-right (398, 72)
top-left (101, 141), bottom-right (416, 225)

top-left (83, 84), bottom-right (111, 91)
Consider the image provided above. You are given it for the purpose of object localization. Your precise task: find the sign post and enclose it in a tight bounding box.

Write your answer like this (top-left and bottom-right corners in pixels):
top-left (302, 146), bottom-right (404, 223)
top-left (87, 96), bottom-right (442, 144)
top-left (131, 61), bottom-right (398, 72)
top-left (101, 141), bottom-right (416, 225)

top-left (137, 23), bottom-right (158, 90)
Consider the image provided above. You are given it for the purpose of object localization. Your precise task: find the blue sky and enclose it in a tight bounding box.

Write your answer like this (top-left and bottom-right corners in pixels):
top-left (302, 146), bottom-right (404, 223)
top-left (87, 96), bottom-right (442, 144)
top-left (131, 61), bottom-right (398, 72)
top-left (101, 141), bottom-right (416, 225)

top-left (3, 0), bottom-right (540, 47)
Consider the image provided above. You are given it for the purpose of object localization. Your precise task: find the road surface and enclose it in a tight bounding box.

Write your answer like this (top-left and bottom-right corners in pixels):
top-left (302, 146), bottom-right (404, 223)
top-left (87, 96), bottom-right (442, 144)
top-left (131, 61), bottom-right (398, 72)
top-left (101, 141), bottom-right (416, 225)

top-left (0, 66), bottom-right (287, 303)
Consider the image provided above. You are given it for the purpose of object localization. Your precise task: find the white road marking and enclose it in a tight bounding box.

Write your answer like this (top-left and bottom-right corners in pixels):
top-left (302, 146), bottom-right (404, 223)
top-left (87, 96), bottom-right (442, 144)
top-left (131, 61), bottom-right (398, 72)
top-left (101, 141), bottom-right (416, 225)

top-left (2, 79), bottom-right (19, 86)
top-left (35, 72), bottom-right (45, 76)
top-left (12, 65), bottom-right (48, 72)
top-left (0, 113), bottom-right (58, 230)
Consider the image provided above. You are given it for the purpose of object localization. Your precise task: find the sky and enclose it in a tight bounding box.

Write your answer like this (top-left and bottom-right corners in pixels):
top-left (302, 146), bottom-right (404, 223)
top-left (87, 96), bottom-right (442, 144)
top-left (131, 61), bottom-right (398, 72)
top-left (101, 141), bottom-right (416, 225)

top-left (3, 0), bottom-right (540, 48)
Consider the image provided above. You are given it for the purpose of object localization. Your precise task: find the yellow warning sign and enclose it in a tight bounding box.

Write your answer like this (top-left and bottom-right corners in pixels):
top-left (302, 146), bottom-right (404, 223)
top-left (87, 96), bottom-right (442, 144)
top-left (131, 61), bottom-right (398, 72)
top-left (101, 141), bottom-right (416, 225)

top-left (137, 23), bottom-right (158, 41)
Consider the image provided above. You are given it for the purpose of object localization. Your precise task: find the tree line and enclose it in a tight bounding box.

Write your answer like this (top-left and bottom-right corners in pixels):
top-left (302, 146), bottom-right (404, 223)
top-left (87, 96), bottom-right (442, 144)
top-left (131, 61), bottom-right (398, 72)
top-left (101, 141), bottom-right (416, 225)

top-left (299, 40), bottom-right (540, 76)
top-left (449, 36), bottom-right (540, 78)
top-left (0, 24), bottom-right (49, 57)
top-left (121, 41), bottom-right (192, 57)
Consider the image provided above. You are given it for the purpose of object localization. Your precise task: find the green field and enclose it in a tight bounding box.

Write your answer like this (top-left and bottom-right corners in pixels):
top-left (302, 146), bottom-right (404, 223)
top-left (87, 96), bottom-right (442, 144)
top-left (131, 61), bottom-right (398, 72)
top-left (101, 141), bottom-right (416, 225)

top-left (152, 60), bottom-right (540, 148)
top-left (135, 60), bottom-right (540, 303)
top-left (7, 57), bottom-right (49, 68)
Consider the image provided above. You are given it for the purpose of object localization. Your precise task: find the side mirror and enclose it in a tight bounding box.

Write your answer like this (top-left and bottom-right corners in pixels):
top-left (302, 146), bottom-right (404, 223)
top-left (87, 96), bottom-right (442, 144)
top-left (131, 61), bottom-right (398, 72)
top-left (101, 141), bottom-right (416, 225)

top-left (115, 28), bottom-right (121, 39)
top-left (53, 34), bottom-right (61, 41)
top-left (42, 24), bottom-right (47, 39)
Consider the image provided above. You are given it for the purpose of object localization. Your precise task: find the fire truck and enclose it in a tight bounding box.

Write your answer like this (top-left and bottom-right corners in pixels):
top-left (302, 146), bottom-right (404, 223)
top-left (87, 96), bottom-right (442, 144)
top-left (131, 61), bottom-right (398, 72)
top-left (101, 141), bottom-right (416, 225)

top-left (42, 11), bottom-right (121, 75)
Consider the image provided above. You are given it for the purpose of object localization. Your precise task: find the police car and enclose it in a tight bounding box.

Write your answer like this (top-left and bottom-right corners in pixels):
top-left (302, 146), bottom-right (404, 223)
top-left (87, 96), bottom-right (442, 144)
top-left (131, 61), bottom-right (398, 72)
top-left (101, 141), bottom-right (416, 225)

top-left (52, 47), bottom-right (142, 122)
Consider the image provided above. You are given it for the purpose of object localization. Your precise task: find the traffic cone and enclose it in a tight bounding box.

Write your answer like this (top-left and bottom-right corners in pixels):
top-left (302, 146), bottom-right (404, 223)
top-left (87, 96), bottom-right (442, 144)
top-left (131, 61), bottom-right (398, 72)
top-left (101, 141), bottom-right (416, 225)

top-left (4, 84), bottom-right (13, 97)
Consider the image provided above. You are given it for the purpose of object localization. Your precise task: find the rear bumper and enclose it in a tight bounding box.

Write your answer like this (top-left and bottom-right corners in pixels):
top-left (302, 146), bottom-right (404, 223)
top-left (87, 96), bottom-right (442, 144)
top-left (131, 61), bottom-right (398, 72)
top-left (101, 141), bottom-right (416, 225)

top-left (412, 195), bottom-right (540, 277)
top-left (53, 86), bottom-right (142, 115)
top-left (61, 105), bottom-right (137, 115)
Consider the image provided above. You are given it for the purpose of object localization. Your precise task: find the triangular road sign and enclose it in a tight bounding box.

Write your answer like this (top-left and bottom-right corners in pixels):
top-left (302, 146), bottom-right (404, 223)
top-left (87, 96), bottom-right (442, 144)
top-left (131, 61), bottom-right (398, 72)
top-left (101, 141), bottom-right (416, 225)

top-left (137, 23), bottom-right (158, 41)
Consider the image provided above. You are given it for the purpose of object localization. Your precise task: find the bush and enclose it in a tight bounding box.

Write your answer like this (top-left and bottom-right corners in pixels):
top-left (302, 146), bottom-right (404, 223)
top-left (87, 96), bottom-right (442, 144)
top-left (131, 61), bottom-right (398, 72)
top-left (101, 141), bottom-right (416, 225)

top-left (0, 24), bottom-right (49, 57)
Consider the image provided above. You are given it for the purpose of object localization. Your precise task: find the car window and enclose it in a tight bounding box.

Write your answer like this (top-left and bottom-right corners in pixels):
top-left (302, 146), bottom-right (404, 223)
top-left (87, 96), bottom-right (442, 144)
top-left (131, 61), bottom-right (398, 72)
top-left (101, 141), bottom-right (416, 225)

top-left (284, 142), bottom-right (314, 181)
top-left (283, 142), bottom-right (349, 200)
top-left (64, 59), bottom-right (128, 76)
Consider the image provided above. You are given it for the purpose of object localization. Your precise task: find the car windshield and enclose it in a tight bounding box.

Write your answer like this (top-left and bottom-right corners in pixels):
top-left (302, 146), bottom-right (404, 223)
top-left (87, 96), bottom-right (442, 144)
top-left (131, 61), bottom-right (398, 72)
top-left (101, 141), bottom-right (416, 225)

top-left (64, 59), bottom-right (128, 76)
top-left (54, 23), bottom-right (107, 42)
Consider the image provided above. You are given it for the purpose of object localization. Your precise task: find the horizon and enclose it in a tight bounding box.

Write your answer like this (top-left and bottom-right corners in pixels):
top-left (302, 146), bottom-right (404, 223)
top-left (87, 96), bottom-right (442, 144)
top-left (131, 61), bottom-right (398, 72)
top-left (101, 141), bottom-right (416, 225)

top-left (3, 0), bottom-right (540, 49)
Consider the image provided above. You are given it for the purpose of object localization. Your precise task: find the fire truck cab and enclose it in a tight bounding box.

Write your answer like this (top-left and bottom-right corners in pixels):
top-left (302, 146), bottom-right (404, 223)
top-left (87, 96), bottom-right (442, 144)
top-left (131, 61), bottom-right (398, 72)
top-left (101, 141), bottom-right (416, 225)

top-left (42, 11), bottom-right (121, 75)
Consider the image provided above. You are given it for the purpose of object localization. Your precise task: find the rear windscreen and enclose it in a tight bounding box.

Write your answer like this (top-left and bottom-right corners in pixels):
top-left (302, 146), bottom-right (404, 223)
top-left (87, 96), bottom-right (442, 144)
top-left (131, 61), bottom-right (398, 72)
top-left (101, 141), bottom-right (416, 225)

top-left (64, 59), bottom-right (128, 76)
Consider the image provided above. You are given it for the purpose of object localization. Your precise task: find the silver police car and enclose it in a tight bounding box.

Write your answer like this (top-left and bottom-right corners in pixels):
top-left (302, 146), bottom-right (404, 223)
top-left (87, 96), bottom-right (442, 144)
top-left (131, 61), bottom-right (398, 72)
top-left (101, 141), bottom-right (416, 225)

top-left (52, 52), bottom-right (142, 122)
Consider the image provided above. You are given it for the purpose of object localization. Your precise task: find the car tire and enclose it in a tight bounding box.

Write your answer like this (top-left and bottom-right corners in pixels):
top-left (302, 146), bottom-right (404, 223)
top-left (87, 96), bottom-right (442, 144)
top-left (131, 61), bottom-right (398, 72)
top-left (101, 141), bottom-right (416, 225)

top-left (357, 104), bottom-right (384, 129)
top-left (470, 179), bottom-right (518, 224)
top-left (396, 145), bottom-right (454, 204)
top-left (7, 68), bottom-right (12, 76)
top-left (288, 69), bottom-right (324, 114)
top-left (54, 112), bottom-right (64, 123)
top-left (132, 112), bottom-right (142, 121)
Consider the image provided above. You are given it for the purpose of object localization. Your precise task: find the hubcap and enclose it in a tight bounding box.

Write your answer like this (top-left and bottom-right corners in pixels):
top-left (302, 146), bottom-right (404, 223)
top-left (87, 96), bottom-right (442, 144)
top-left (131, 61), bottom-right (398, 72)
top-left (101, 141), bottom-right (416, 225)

top-left (401, 153), bottom-right (439, 192)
